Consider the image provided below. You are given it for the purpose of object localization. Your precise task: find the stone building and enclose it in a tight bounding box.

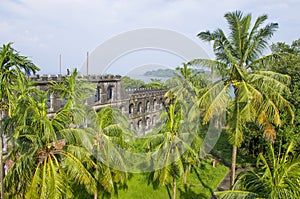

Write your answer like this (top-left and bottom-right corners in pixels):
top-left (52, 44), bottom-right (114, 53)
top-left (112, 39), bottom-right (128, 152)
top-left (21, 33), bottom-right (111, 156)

top-left (31, 74), bottom-right (167, 135)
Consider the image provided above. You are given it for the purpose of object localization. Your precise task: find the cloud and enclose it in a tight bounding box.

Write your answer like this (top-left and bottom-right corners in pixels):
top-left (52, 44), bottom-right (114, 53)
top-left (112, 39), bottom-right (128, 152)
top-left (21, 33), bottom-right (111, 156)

top-left (0, 0), bottom-right (299, 74)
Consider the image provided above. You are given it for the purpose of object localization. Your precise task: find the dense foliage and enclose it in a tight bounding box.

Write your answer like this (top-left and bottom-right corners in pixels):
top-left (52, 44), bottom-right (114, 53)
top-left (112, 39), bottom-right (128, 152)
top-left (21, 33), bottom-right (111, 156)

top-left (121, 76), bottom-right (165, 89)
top-left (190, 11), bottom-right (294, 186)
top-left (0, 10), bottom-right (299, 199)
top-left (269, 40), bottom-right (300, 146)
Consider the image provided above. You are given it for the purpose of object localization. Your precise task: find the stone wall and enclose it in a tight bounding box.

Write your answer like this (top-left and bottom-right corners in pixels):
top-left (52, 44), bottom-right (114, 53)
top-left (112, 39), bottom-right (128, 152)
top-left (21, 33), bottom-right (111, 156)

top-left (31, 75), bottom-right (167, 135)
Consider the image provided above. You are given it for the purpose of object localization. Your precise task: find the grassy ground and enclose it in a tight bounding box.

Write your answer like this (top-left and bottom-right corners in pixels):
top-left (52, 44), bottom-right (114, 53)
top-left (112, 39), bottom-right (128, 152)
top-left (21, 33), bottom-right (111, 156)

top-left (110, 130), bottom-right (259, 198)
top-left (177, 161), bottom-right (229, 198)
top-left (112, 160), bottom-right (228, 199)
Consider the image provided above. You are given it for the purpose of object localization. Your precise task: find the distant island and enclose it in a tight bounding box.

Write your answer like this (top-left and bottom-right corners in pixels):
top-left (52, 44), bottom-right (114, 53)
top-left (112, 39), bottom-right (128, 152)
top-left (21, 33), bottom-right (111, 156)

top-left (143, 68), bottom-right (209, 78)
top-left (144, 68), bottom-right (175, 77)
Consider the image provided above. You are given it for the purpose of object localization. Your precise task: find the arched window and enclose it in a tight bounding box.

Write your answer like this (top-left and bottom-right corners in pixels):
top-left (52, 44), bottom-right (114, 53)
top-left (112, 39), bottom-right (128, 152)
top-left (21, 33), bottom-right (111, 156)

top-left (107, 86), bottom-right (113, 100)
top-left (94, 87), bottom-right (101, 102)
top-left (146, 117), bottom-right (151, 129)
top-left (146, 101), bottom-right (150, 112)
top-left (152, 115), bottom-right (156, 125)
top-left (137, 102), bottom-right (142, 113)
top-left (153, 99), bottom-right (156, 110)
top-left (137, 120), bottom-right (142, 130)
top-left (129, 103), bottom-right (134, 114)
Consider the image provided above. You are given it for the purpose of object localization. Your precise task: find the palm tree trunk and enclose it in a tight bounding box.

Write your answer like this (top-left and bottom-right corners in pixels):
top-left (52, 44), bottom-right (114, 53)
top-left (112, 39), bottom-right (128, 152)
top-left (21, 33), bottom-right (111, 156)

top-left (230, 145), bottom-right (237, 187)
top-left (0, 111), bottom-right (4, 199)
top-left (172, 175), bottom-right (176, 199)
top-left (94, 191), bottom-right (97, 199)
top-left (183, 166), bottom-right (188, 185)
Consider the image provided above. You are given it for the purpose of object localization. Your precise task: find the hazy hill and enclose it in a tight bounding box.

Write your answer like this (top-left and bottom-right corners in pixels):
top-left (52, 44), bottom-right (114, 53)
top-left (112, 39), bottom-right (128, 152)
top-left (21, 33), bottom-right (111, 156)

top-left (144, 68), bottom-right (175, 77)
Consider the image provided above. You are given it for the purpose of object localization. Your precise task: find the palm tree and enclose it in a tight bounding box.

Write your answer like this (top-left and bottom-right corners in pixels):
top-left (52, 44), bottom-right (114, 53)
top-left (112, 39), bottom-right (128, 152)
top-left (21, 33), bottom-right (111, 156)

top-left (0, 43), bottom-right (39, 198)
top-left (189, 11), bottom-right (294, 185)
top-left (147, 99), bottom-right (183, 199)
top-left (49, 68), bottom-right (95, 125)
top-left (147, 95), bottom-right (200, 199)
top-left (171, 64), bottom-right (208, 185)
top-left (91, 106), bottom-right (129, 198)
top-left (51, 72), bottom-right (129, 198)
top-left (216, 142), bottom-right (300, 198)
top-left (4, 71), bottom-right (97, 198)
top-left (176, 63), bottom-right (193, 80)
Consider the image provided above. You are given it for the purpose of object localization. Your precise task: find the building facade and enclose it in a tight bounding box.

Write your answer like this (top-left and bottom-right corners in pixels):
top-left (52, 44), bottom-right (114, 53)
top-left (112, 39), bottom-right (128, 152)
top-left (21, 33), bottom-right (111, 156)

top-left (31, 74), bottom-right (167, 135)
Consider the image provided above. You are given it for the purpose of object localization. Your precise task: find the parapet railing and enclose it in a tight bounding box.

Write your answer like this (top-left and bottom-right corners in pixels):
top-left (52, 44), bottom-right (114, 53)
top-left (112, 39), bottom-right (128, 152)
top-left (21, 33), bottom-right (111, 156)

top-left (29, 74), bottom-right (122, 82)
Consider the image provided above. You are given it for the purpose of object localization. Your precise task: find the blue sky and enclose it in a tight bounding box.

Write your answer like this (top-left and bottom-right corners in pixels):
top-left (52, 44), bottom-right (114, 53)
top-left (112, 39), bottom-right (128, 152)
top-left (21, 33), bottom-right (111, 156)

top-left (1, 0), bottom-right (300, 75)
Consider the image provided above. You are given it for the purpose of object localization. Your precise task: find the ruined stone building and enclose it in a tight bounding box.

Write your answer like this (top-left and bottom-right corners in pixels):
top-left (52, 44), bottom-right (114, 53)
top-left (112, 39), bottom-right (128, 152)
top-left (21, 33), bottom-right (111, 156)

top-left (31, 74), bottom-right (167, 135)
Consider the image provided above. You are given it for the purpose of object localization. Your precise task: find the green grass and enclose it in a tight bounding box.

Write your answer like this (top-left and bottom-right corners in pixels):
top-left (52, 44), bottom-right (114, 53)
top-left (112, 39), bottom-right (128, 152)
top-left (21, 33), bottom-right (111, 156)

top-left (177, 162), bottom-right (229, 198)
top-left (113, 174), bottom-right (169, 199)
top-left (112, 160), bottom-right (228, 199)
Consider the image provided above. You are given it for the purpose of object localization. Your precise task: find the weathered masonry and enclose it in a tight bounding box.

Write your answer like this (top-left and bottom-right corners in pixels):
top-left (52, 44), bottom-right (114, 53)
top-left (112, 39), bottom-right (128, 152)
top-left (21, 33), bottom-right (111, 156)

top-left (31, 74), bottom-right (167, 135)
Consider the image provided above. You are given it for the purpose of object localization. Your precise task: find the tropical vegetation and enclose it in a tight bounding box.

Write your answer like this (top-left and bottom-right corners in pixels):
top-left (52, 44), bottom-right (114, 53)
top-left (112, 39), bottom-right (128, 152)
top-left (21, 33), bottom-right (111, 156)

top-left (0, 10), bottom-right (299, 199)
top-left (189, 11), bottom-right (294, 186)
top-left (0, 43), bottom-right (39, 199)
top-left (217, 142), bottom-right (300, 198)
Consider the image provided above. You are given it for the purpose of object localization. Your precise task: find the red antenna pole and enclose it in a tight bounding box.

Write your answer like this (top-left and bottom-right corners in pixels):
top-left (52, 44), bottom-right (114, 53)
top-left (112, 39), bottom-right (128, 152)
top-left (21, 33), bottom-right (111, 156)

top-left (86, 51), bottom-right (89, 76)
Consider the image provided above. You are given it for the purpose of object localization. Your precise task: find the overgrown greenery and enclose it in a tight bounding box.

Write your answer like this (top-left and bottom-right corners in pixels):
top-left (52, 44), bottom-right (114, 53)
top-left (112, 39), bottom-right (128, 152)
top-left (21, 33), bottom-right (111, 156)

top-left (217, 142), bottom-right (300, 198)
top-left (269, 40), bottom-right (300, 146)
top-left (121, 76), bottom-right (165, 89)
top-left (0, 43), bottom-right (39, 198)
top-left (1, 10), bottom-right (299, 199)
top-left (189, 11), bottom-right (294, 186)
top-left (114, 161), bottom-right (228, 199)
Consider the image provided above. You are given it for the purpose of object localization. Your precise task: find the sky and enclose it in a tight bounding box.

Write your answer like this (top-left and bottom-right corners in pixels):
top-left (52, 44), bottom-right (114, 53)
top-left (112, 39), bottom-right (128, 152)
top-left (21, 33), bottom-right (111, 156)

top-left (1, 0), bottom-right (300, 75)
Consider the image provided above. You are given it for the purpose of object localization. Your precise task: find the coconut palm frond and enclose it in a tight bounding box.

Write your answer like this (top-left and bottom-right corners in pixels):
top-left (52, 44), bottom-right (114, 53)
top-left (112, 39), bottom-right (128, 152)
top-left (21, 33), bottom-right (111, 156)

top-left (63, 151), bottom-right (97, 195)
top-left (215, 190), bottom-right (258, 199)
top-left (189, 58), bottom-right (227, 76)
top-left (198, 80), bottom-right (231, 123)
top-left (249, 71), bottom-right (291, 93)
top-left (223, 142), bottom-right (300, 198)
top-left (227, 99), bottom-right (244, 147)
top-left (4, 153), bottom-right (36, 197)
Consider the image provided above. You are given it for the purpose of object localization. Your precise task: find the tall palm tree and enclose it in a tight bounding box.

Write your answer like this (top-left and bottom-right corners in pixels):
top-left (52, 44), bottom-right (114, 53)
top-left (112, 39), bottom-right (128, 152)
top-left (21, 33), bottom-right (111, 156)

top-left (171, 64), bottom-right (208, 185)
top-left (189, 11), bottom-right (294, 185)
top-left (147, 99), bottom-right (183, 199)
top-left (51, 72), bottom-right (129, 198)
top-left (4, 71), bottom-right (97, 198)
top-left (147, 96), bottom-right (200, 199)
top-left (90, 106), bottom-right (129, 198)
top-left (0, 43), bottom-right (39, 198)
top-left (216, 142), bottom-right (300, 198)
